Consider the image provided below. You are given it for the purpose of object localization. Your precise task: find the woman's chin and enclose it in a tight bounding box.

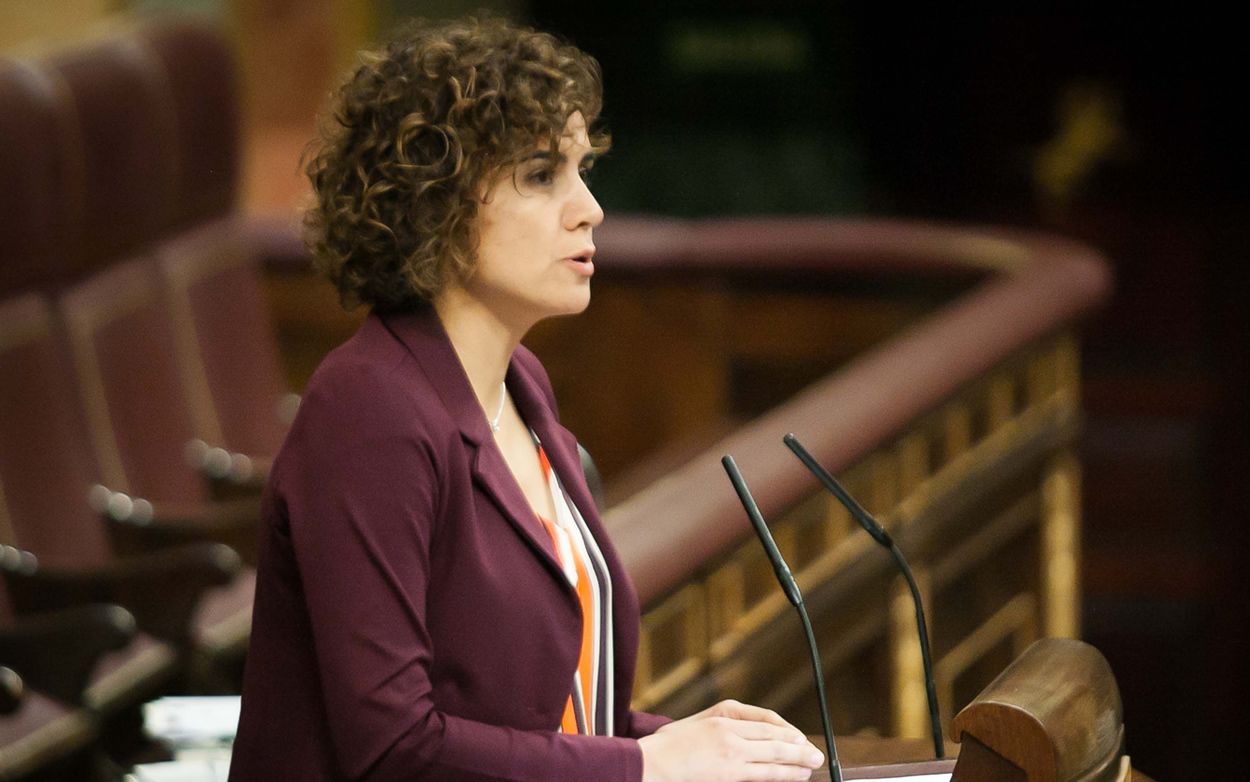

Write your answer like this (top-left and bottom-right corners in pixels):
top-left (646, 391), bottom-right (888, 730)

top-left (543, 289), bottom-right (592, 320)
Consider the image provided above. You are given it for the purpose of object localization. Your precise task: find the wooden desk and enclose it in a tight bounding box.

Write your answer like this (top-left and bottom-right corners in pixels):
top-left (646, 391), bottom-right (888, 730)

top-left (810, 736), bottom-right (955, 781)
top-left (811, 736), bottom-right (1154, 781)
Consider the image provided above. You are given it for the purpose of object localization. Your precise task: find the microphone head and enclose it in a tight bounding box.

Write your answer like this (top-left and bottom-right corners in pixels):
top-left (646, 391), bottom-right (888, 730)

top-left (783, 433), bottom-right (893, 547)
top-left (722, 454), bottom-right (803, 607)
top-left (721, 455), bottom-right (767, 538)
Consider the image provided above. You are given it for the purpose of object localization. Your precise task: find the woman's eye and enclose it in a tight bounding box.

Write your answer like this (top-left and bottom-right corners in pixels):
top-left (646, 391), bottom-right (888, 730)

top-left (527, 167), bottom-right (555, 185)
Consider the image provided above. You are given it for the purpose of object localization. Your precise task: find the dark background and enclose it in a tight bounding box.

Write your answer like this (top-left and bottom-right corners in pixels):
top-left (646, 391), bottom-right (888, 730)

top-left (526, 4), bottom-right (1248, 778)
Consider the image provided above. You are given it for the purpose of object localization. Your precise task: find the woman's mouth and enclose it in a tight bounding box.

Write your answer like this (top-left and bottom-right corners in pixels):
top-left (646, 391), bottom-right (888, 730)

top-left (564, 251), bottom-right (595, 276)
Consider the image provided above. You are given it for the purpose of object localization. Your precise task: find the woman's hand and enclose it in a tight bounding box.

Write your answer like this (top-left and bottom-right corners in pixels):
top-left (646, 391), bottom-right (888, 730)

top-left (638, 699), bottom-right (824, 782)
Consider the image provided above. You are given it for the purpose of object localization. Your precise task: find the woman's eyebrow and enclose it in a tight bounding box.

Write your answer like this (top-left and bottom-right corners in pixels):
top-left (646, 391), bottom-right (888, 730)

top-left (521, 149), bottom-right (596, 166)
top-left (522, 151), bottom-right (563, 164)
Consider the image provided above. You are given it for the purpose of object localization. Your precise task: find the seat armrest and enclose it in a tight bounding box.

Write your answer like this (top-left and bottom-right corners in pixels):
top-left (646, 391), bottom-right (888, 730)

top-left (206, 459), bottom-right (270, 502)
top-left (0, 602), bottom-right (135, 707)
top-left (92, 485), bottom-right (261, 565)
top-left (184, 439), bottom-right (271, 501)
top-left (0, 666), bottom-right (22, 714)
top-left (577, 442), bottom-right (607, 513)
top-left (1, 543), bottom-right (241, 648)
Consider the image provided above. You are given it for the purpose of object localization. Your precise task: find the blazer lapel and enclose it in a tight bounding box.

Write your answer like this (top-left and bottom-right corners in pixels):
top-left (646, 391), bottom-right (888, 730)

top-left (468, 440), bottom-right (566, 581)
top-left (379, 309), bottom-right (566, 584)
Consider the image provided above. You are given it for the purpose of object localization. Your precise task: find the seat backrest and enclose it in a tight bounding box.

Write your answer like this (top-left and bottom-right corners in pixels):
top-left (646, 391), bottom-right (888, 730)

top-left (58, 259), bottom-right (206, 504)
top-left (157, 218), bottom-right (290, 458)
top-left (2, 18), bottom-right (240, 297)
top-left (0, 61), bottom-right (78, 295)
top-left (41, 35), bottom-right (179, 279)
top-left (0, 293), bottom-right (112, 568)
top-left (138, 18), bottom-right (240, 229)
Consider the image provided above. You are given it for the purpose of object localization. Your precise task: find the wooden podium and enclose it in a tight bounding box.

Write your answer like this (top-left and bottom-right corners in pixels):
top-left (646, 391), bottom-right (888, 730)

top-left (809, 639), bottom-right (1151, 782)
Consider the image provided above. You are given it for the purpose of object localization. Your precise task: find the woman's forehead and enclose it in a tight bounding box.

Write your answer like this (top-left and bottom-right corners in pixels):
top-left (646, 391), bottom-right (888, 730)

top-left (512, 113), bottom-right (591, 160)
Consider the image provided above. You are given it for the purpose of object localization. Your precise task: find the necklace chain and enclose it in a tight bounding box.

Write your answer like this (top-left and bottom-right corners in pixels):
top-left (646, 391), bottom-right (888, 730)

top-left (490, 382), bottom-right (507, 432)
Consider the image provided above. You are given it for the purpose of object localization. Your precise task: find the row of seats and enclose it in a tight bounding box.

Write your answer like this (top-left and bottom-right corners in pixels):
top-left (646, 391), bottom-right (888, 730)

top-left (0, 17), bottom-right (298, 779)
top-left (0, 17), bottom-right (238, 295)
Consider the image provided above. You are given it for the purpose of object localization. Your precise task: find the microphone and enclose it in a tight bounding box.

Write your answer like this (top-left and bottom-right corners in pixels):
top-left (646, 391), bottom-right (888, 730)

top-left (721, 455), bottom-right (843, 782)
top-left (782, 433), bottom-right (946, 759)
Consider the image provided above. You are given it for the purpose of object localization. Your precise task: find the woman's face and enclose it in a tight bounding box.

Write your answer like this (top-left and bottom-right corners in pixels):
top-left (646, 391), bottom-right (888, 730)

top-left (464, 112), bottom-right (603, 332)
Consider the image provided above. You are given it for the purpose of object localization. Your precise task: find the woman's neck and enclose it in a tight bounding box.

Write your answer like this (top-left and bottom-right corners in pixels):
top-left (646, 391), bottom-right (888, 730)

top-left (433, 286), bottom-right (524, 416)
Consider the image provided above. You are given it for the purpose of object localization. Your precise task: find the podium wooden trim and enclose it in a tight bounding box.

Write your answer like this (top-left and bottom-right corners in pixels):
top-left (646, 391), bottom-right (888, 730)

top-left (809, 739), bottom-right (1147, 782)
top-left (844, 758), bottom-right (958, 779)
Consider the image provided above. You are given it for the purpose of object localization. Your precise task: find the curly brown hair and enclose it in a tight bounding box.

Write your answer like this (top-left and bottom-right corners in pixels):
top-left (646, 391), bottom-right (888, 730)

top-left (304, 16), bottom-right (610, 311)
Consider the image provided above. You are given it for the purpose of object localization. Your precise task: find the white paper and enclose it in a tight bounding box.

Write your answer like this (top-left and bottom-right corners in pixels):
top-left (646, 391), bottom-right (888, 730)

top-left (127, 756), bottom-right (230, 782)
top-left (143, 696), bottom-right (241, 747)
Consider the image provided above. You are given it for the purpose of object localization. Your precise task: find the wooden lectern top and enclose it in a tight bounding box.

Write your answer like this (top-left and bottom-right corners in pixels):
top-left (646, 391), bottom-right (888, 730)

top-left (806, 640), bottom-right (1154, 782)
top-left (807, 736), bottom-right (1151, 782)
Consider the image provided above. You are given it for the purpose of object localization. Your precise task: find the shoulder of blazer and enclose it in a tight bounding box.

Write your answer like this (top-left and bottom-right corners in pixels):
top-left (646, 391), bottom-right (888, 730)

top-left (273, 311), bottom-right (459, 486)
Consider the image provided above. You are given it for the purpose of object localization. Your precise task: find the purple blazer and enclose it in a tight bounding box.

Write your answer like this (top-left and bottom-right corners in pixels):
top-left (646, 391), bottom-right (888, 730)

top-left (229, 307), bottom-right (668, 781)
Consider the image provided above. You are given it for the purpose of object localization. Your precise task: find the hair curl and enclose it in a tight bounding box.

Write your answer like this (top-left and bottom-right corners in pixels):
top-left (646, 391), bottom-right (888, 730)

top-left (304, 16), bottom-right (610, 311)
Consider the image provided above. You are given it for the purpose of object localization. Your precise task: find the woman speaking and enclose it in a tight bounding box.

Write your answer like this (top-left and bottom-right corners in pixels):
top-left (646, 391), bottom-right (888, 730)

top-left (229, 16), bottom-right (824, 781)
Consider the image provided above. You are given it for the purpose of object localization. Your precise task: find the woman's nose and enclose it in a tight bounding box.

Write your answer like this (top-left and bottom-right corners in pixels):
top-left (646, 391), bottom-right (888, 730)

top-left (566, 176), bottom-right (604, 230)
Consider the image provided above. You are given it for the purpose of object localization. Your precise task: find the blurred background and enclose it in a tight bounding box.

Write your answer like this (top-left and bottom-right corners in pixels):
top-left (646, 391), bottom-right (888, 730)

top-left (4, 1), bottom-right (1246, 777)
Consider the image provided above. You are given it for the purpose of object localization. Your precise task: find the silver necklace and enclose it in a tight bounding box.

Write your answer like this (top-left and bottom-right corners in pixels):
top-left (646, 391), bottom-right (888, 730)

top-left (490, 382), bottom-right (507, 432)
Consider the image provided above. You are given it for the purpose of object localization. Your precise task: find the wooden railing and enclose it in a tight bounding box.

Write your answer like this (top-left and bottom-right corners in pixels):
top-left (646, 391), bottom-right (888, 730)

top-left (525, 216), bottom-right (1110, 737)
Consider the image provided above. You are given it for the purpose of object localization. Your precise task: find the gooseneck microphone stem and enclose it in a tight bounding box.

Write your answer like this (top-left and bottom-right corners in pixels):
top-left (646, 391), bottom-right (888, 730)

top-left (889, 540), bottom-right (943, 759)
top-left (783, 433), bottom-right (946, 760)
top-left (721, 455), bottom-right (843, 782)
top-left (796, 603), bottom-right (840, 782)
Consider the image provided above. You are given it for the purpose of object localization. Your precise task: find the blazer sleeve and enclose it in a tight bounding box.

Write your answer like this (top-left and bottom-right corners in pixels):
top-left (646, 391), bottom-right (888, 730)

top-left (626, 711), bottom-right (672, 738)
top-left (279, 361), bottom-right (645, 781)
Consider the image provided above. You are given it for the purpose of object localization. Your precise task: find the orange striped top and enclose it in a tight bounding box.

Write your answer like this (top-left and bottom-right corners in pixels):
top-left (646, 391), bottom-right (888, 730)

top-left (534, 440), bottom-right (614, 736)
